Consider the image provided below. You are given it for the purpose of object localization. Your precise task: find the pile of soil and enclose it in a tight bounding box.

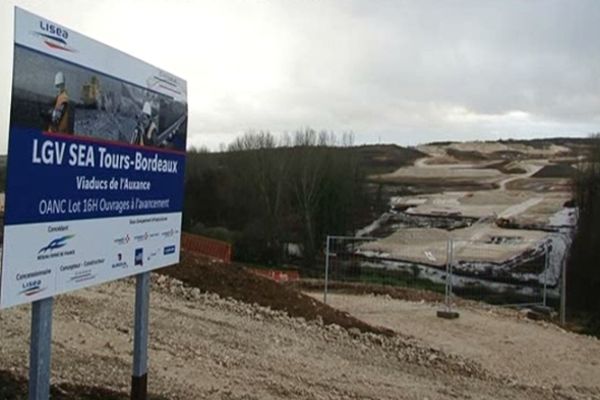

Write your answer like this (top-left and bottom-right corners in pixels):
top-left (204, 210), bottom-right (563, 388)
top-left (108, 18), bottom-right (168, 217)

top-left (157, 252), bottom-right (394, 336)
top-left (483, 160), bottom-right (527, 174)
top-left (354, 144), bottom-right (426, 174)
top-left (532, 163), bottom-right (578, 178)
top-left (446, 148), bottom-right (489, 161)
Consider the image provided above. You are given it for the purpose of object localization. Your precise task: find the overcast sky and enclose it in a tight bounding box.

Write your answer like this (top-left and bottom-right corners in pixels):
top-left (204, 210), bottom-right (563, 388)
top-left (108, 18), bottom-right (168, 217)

top-left (1, 0), bottom-right (599, 151)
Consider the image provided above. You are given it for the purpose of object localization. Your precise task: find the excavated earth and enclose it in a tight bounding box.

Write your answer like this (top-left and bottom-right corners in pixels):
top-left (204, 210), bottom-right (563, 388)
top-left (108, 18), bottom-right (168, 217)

top-left (0, 252), bottom-right (597, 399)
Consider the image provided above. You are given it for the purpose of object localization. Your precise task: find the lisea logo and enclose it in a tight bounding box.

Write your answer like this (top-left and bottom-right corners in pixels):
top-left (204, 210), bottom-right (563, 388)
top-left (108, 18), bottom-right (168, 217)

top-left (19, 280), bottom-right (45, 296)
top-left (33, 21), bottom-right (76, 52)
top-left (39, 235), bottom-right (75, 254)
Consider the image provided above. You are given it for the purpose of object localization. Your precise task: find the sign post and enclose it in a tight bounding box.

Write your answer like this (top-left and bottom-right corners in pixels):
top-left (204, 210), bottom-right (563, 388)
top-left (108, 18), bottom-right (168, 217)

top-left (131, 272), bottom-right (150, 400)
top-left (28, 297), bottom-right (54, 400)
top-left (561, 258), bottom-right (567, 325)
top-left (1, 8), bottom-right (188, 399)
top-left (324, 236), bottom-right (330, 304)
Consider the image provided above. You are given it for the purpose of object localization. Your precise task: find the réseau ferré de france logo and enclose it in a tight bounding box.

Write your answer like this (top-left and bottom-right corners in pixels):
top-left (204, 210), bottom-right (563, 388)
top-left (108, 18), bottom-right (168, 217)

top-left (38, 235), bottom-right (75, 254)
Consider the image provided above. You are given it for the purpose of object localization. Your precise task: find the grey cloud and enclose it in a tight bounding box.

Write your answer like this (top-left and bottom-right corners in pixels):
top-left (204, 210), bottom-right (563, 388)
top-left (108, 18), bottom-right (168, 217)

top-left (1, 0), bottom-right (599, 151)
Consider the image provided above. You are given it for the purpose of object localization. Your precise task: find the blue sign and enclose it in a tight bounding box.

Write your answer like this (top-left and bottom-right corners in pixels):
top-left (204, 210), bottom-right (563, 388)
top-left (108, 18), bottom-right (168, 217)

top-left (1, 8), bottom-right (187, 309)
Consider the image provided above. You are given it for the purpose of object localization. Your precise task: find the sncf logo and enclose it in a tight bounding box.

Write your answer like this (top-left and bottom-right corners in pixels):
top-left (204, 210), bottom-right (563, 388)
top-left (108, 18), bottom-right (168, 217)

top-left (34, 21), bottom-right (76, 52)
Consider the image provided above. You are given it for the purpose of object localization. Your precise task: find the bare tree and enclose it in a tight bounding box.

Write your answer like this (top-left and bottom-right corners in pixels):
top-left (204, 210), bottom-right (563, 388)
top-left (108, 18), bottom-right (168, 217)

top-left (569, 134), bottom-right (600, 324)
top-left (183, 127), bottom-right (367, 269)
top-left (289, 128), bottom-right (333, 267)
top-left (228, 131), bottom-right (288, 263)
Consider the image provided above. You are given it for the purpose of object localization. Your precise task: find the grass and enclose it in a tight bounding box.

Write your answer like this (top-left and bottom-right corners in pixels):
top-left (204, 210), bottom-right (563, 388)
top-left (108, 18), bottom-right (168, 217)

top-left (532, 163), bottom-right (578, 178)
top-left (452, 286), bottom-right (555, 307)
top-left (565, 311), bottom-right (600, 338)
top-left (320, 263), bottom-right (556, 309)
top-left (240, 261), bottom-right (300, 271)
top-left (353, 144), bottom-right (426, 175)
top-left (329, 265), bottom-right (447, 294)
top-left (356, 273), bottom-right (446, 293)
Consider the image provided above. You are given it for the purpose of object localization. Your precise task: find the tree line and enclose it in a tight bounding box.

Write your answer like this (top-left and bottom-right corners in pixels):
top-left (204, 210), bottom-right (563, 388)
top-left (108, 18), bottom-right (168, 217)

top-left (568, 135), bottom-right (600, 331)
top-left (183, 129), bottom-right (371, 269)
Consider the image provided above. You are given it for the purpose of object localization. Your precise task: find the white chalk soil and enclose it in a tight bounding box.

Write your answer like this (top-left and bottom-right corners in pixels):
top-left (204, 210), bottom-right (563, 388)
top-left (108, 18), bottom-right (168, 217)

top-left (0, 275), bottom-right (591, 399)
top-left (309, 292), bottom-right (600, 398)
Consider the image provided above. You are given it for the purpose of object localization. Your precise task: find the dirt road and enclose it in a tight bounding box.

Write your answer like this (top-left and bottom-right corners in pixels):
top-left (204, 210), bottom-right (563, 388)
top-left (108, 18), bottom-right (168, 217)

top-left (310, 292), bottom-right (600, 397)
top-left (0, 275), bottom-right (586, 399)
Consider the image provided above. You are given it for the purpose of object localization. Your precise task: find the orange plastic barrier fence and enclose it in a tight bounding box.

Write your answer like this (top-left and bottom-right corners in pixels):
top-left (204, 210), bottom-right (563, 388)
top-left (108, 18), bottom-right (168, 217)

top-left (181, 232), bottom-right (232, 263)
top-left (249, 269), bottom-right (300, 283)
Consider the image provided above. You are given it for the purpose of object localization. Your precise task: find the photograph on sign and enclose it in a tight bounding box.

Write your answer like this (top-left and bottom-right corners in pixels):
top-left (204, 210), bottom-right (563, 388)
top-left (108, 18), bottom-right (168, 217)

top-left (10, 46), bottom-right (187, 149)
top-left (0, 8), bottom-right (187, 308)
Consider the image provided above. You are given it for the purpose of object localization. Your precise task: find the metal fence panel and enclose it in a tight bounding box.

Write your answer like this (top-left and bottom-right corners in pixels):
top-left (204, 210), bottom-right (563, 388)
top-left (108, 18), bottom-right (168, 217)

top-left (323, 235), bottom-right (561, 311)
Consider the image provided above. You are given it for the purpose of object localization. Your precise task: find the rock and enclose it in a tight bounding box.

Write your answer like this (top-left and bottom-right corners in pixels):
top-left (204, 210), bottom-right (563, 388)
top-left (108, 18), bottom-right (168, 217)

top-left (116, 326), bottom-right (130, 335)
top-left (348, 328), bottom-right (361, 337)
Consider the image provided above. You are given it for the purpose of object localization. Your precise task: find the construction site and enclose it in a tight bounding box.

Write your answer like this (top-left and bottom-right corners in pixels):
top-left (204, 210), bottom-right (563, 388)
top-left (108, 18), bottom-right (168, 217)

top-left (9, 45), bottom-right (188, 151)
top-left (1, 1), bottom-right (599, 398)
top-left (340, 140), bottom-right (579, 304)
top-left (0, 139), bottom-right (596, 399)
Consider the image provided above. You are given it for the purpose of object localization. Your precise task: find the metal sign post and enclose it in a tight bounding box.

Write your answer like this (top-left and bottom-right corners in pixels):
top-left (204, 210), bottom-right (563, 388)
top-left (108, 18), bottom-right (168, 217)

top-left (29, 297), bottom-right (54, 400)
top-left (438, 239), bottom-right (459, 319)
top-left (560, 258), bottom-right (567, 325)
top-left (543, 243), bottom-right (549, 307)
top-left (131, 272), bottom-right (151, 400)
top-left (449, 240), bottom-right (455, 307)
top-left (445, 239), bottom-right (451, 310)
top-left (324, 236), bottom-right (330, 304)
